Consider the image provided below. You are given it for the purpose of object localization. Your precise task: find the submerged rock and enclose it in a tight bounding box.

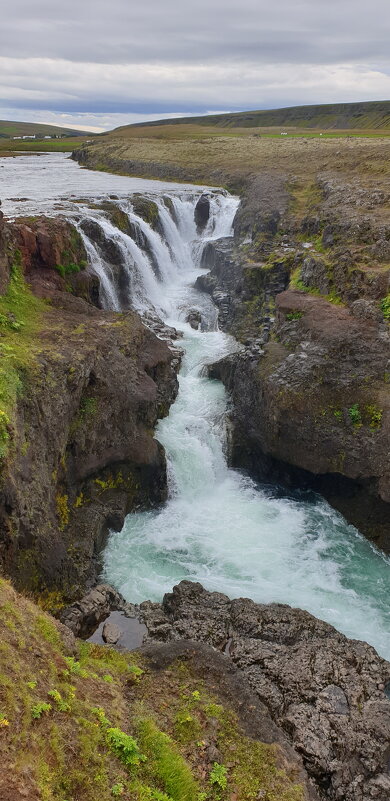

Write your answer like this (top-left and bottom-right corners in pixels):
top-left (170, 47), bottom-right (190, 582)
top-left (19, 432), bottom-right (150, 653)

top-left (185, 308), bottom-right (202, 329)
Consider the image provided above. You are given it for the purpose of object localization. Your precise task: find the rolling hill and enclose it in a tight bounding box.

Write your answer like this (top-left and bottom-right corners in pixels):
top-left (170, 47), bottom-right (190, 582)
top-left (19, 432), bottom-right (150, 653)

top-left (0, 119), bottom-right (90, 139)
top-left (122, 100), bottom-right (390, 132)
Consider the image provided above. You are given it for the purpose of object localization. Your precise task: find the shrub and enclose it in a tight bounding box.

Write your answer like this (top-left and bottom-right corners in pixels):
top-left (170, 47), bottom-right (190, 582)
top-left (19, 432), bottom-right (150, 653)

top-left (31, 702), bottom-right (52, 720)
top-left (348, 404), bottom-right (362, 425)
top-left (286, 311), bottom-right (303, 321)
top-left (380, 294), bottom-right (390, 320)
top-left (105, 727), bottom-right (145, 768)
top-left (209, 763), bottom-right (228, 790)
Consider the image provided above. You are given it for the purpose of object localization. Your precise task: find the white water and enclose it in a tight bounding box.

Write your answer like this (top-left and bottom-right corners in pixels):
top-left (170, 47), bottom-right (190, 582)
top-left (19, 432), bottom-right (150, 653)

top-left (1, 154), bottom-right (389, 660)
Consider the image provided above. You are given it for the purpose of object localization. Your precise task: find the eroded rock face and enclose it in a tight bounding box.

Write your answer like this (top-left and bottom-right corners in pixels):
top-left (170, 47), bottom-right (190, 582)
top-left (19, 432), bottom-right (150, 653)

top-left (141, 581), bottom-right (390, 801)
top-left (214, 289), bottom-right (390, 551)
top-left (195, 170), bottom-right (390, 548)
top-left (13, 216), bottom-right (100, 307)
top-left (0, 215), bottom-right (180, 602)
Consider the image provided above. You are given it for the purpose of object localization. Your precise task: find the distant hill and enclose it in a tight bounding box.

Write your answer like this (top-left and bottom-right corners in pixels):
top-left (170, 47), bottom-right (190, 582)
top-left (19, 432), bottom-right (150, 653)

top-left (0, 120), bottom-right (90, 139)
top-left (123, 100), bottom-right (390, 132)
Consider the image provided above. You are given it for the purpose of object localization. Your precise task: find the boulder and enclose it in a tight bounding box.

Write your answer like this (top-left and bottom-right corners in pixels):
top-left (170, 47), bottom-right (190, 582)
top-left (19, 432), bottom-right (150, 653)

top-left (142, 581), bottom-right (390, 801)
top-left (102, 621), bottom-right (122, 645)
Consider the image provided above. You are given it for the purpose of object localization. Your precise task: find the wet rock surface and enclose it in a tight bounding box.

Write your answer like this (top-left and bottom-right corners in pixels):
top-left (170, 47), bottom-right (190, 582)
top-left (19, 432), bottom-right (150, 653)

top-left (141, 580), bottom-right (390, 801)
top-left (185, 308), bottom-right (202, 329)
top-left (194, 193), bottom-right (211, 231)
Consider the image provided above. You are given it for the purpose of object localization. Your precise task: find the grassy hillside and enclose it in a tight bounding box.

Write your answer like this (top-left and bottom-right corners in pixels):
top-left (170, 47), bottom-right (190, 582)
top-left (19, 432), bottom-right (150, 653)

top-left (0, 119), bottom-right (89, 139)
top-left (0, 577), bottom-right (305, 801)
top-left (121, 100), bottom-right (390, 132)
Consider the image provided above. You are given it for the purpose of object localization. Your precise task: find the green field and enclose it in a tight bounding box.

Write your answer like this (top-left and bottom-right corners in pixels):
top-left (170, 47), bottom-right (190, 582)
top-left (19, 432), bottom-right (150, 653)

top-left (0, 137), bottom-right (90, 157)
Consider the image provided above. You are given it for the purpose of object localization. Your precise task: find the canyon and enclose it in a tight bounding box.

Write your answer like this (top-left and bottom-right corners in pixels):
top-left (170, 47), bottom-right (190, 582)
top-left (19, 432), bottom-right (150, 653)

top-left (0, 144), bottom-right (389, 801)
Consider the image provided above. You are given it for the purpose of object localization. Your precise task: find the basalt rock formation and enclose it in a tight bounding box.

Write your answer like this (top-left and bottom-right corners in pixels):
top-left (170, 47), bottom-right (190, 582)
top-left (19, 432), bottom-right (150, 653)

top-left (141, 580), bottom-right (390, 801)
top-left (202, 173), bottom-right (390, 549)
top-left (0, 212), bottom-right (179, 603)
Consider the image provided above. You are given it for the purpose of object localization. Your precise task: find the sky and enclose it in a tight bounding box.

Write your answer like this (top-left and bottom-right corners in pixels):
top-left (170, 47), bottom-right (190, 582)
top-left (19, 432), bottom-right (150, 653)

top-left (1, 1), bottom-right (389, 132)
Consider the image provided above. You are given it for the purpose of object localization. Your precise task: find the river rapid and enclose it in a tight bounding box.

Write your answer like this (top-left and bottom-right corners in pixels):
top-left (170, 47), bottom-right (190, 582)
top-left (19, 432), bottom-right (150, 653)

top-left (1, 153), bottom-right (389, 659)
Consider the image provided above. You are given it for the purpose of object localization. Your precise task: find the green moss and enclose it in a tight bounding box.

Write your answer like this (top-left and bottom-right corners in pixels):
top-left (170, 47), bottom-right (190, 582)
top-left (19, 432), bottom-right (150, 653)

top-left (365, 404), bottom-right (383, 429)
top-left (55, 493), bottom-right (70, 530)
top-left (131, 196), bottom-right (160, 228)
top-left (290, 268), bottom-right (343, 305)
top-left (214, 704), bottom-right (305, 801)
top-left (286, 311), bottom-right (303, 321)
top-left (0, 264), bottom-right (47, 457)
top-left (34, 615), bottom-right (62, 648)
top-left (55, 261), bottom-right (85, 279)
top-left (380, 294), bottom-right (390, 320)
top-left (174, 709), bottom-right (202, 744)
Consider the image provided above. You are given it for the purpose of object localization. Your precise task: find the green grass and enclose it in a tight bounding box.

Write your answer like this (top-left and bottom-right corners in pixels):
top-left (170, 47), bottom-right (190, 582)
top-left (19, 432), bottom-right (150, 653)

top-left (136, 718), bottom-right (199, 801)
top-left (0, 260), bottom-right (47, 457)
top-left (0, 137), bottom-right (89, 154)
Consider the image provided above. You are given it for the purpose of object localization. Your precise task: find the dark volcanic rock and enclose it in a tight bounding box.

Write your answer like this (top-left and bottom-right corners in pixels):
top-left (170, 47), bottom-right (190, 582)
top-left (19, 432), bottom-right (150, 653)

top-left (0, 215), bottom-right (180, 602)
top-left (142, 581), bottom-right (390, 801)
top-left (60, 583), bottom-right (126, 637)
top-left (216, 289), bottom-right (390, 551)
top-left (194, 193), bottom-right (210, 231)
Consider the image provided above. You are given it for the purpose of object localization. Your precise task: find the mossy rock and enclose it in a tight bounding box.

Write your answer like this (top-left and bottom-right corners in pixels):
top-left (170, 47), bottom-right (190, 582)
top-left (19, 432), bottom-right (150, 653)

top-left (131, 196), bottom-right (160, 229)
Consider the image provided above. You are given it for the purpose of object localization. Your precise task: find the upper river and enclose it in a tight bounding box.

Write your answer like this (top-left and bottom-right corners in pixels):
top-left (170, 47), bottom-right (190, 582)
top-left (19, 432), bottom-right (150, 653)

top-left (1, 152), bottom-right (389, 659)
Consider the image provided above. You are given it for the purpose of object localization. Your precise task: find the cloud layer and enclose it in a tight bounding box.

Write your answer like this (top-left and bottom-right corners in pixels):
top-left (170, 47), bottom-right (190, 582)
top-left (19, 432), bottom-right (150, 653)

top-left (1, 1), bottom-right (389, 130)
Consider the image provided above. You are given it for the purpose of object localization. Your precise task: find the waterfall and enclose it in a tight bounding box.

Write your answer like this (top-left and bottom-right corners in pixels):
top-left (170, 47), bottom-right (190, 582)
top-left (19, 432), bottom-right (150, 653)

top-left (70, 186), bottom-right (390, 662)
top-left (76, 192), bottom-right (237, 318)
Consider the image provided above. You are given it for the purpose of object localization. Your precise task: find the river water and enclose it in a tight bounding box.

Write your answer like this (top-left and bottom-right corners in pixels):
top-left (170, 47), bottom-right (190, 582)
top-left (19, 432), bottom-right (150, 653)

top-left (1, 153), bottom-right (389, 659)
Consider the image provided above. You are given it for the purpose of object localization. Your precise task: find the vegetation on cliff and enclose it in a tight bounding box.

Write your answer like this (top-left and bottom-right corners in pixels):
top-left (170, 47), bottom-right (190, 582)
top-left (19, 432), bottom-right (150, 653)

top-left (0, 255), bottom-right (46, 457)
top-left (0, 578), bottom-right (306, 801)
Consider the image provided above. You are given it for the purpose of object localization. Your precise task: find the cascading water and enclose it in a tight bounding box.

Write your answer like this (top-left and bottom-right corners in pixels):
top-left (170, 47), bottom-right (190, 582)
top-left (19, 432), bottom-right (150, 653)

top-left (88, 191), bottom-right (389, 662)
top-left (1, 154), bottom-right (388, 659)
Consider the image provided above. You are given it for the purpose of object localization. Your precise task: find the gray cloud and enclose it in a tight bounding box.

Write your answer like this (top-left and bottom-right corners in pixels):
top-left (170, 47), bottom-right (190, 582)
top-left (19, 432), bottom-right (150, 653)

top-left (0, 1), bottom-right (389, 130)
top-left (1, 0), bottom-right (389, 65)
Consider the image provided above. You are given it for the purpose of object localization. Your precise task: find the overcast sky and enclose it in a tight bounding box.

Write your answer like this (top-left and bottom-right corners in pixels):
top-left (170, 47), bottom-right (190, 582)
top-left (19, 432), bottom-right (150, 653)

top-left (1, 0), bottom-right (389, 131)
